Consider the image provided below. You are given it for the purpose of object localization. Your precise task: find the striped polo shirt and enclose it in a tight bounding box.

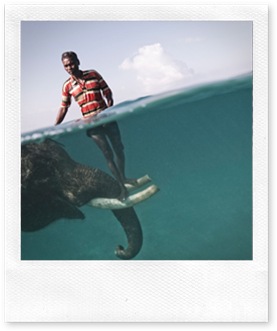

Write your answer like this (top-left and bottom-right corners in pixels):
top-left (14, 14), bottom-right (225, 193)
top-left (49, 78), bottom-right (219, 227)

top-left (61, 70), bottom-right (112, 117)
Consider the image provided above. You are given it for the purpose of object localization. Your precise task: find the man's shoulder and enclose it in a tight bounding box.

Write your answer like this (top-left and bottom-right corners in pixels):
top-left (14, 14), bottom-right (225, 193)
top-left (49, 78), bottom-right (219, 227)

top-left (63, 77), bottom-right (72, 86)
top-left (83, 69), bottom-right (97, 73)
top-left (83, 69), bottom-right (100, 77)
top-left (62, 77), bottom-right (72, 92)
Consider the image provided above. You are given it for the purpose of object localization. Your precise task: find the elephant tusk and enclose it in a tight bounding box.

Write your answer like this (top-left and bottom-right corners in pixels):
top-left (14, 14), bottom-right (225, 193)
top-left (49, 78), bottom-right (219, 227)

top-left (87, 184), bottom-right (159, 209)
top-left (124, 174), bottom-right (152, 192)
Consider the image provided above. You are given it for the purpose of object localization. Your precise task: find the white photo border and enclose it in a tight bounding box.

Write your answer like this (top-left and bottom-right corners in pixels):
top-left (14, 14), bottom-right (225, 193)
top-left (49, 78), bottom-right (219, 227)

top-left (5, 5), bottom-right (268, 322)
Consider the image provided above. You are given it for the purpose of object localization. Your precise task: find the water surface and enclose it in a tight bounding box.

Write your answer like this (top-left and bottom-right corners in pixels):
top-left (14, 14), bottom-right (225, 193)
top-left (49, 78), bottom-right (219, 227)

top-left (21, 74), bottom-right (253, 260)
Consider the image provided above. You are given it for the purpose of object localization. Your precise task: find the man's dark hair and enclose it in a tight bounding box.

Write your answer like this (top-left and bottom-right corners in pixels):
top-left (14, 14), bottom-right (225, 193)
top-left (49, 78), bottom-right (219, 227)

top-left (61, 51), bottom-right (80, 65)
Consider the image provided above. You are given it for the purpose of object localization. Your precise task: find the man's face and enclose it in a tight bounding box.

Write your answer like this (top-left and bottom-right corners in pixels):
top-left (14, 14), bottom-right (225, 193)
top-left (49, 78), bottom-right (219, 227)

top-left (62, 57), bottom-right (79, 76)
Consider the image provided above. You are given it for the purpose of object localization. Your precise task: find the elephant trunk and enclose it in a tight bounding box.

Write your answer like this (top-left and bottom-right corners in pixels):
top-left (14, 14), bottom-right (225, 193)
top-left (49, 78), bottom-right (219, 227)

top-left (112, 208), bottom-right (143, 260)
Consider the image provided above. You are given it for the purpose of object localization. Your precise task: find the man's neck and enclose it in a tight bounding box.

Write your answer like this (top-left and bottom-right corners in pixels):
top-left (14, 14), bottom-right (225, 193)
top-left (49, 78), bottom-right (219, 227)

top-left (72, 70), bottom-right (83, 80)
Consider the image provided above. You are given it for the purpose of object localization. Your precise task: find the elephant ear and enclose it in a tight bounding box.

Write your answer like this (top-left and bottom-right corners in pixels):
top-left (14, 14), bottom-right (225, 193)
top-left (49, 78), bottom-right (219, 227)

top-left (21, 193), bottom-right (85, 232)
top-left (49, 195), bottom-right (85, 222)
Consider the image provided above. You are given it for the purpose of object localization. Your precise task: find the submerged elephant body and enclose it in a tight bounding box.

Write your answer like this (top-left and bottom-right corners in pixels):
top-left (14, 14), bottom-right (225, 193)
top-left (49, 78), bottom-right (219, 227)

top-left (21, 139), bottom-right (143, 259)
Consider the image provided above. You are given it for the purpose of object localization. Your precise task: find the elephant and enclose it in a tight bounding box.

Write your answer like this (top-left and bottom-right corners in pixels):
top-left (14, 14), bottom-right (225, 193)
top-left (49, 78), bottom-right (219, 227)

top-left (21, 138), bottom-right (158, 260)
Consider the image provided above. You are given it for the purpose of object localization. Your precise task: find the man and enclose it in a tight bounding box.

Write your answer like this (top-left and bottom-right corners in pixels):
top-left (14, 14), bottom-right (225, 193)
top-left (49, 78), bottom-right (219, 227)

top-left (55, 51), bottom-right (136, 200)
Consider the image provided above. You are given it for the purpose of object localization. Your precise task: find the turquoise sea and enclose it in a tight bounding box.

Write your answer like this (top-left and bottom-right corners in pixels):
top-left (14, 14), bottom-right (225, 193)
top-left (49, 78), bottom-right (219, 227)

top-left (21, 74), bottom-right (253, 260)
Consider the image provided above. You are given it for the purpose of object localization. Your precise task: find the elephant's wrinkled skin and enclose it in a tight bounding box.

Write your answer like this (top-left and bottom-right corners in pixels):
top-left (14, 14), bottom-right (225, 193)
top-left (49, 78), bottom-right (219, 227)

top-left (21, 139), bottom-right (143, 259)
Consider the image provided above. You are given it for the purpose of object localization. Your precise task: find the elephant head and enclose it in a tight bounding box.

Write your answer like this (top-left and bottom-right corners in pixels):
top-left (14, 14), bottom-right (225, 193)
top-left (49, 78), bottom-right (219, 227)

top-left (21, 138), bottom-right (144, 259)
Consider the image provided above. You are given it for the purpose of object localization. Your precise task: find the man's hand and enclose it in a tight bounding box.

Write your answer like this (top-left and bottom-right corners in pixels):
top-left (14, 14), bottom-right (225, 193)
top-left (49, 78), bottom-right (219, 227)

top-left (107, 98), bottom-right (114, 107)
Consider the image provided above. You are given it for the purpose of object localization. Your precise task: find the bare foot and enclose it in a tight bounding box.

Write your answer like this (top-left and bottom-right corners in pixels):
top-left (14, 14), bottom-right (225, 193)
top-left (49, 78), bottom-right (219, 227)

top-left (117, 186), bottom-right (129, 202)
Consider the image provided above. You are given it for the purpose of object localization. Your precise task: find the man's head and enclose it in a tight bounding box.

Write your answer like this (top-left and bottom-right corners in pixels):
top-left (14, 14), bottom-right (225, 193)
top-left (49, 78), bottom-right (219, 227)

top-left (61, 51), bottom-right (80, 76)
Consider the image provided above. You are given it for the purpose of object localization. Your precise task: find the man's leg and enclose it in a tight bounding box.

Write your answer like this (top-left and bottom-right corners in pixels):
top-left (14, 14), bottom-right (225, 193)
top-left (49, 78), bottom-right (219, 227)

top-left (105, 122), bottom-right (138, 185)
top-left (87, 127), bottom-right (128, 200)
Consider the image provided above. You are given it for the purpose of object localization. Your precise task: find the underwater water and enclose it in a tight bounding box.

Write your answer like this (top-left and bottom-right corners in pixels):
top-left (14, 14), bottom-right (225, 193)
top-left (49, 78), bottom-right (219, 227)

top-left (21, 74), bottom-right (253, 260)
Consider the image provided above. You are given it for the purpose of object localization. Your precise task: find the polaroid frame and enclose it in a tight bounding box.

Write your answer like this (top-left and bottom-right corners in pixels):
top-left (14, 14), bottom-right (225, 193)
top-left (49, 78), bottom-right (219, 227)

top-left (4, 4), bottom-right (268, 322)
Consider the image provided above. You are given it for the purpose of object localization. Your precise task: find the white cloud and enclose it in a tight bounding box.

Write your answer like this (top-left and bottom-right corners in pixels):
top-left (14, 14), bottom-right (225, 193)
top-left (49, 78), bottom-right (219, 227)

top-left (119, 43), bottom-right (193, 94)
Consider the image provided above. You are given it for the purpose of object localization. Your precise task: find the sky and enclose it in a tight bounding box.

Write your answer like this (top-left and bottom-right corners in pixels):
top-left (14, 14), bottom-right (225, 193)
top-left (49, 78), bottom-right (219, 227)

top-left (21, 20), bottom-right (252, 133)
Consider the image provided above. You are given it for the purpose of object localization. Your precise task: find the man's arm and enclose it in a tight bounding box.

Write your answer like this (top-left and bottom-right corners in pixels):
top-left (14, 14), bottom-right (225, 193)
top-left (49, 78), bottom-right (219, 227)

top-left (95, 71), bottom-right (113, 107)
top-left (107, 97), bottom-right (114, 107)
top-left (55, 107), bottom-right (68, 125)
